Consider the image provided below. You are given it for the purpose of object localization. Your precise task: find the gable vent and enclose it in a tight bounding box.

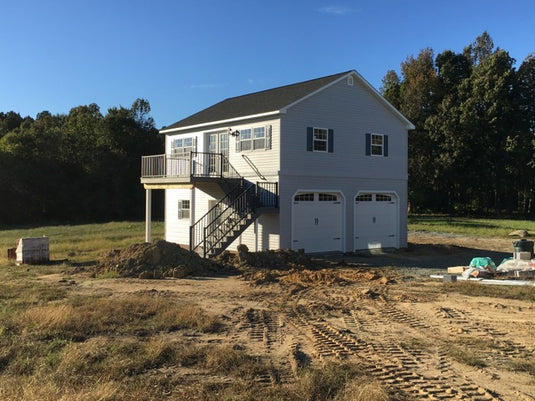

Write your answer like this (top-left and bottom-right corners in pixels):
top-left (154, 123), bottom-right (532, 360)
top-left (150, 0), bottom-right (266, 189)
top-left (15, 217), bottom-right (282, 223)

top-left (347, 76), bottom-right (354, 86)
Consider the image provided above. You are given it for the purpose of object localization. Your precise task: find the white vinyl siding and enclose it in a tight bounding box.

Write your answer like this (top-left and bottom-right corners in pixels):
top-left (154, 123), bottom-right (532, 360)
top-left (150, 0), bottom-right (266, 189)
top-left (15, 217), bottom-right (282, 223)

top-left (165, 188), bottom-right (192, 245)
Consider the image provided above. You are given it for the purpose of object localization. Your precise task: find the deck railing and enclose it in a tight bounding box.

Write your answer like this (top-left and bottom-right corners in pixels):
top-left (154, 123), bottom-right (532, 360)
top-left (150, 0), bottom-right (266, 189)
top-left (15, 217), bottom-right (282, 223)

top-left (141, 152), bottom-right (241, 179)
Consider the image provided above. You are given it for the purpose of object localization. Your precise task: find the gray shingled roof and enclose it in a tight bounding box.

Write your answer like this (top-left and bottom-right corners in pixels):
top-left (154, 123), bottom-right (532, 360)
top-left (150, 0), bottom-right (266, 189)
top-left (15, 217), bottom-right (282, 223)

top-left (163, 71), bottom-right (352, 131)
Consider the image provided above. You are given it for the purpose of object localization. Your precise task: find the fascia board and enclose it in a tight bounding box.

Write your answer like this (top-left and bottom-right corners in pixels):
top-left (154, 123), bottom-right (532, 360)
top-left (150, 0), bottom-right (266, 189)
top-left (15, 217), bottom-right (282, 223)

top-left (160, 110), bottom-right (281, 134)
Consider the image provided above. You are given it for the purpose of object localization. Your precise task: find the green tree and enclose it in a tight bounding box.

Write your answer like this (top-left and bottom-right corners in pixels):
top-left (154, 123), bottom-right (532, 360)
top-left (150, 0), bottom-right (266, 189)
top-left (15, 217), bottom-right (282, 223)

top-left (380, 70), bottom-right (401, 109)
top-left (394, 48), bottom-right (442, 212)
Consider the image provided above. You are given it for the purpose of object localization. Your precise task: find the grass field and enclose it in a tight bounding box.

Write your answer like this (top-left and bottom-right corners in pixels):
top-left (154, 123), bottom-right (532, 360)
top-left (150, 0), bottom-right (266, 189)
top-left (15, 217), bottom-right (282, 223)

top-left (0, 221), bottom-right (165, 264)
top-left (0, 218), bottom-right (533, 400)
top-left (408, 215), bottom-right (535, 237)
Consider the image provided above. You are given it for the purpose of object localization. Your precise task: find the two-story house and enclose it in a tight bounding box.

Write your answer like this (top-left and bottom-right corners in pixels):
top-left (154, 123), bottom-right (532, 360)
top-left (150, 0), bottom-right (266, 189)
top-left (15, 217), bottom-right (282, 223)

top-left (141, 70), bottom-right (414, 256)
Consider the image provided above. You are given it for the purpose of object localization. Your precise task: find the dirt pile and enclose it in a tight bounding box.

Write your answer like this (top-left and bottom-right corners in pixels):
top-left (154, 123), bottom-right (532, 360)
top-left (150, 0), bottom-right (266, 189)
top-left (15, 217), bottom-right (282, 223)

top-left (95, 240), bottom-right (234, 279)
top-left (215, 246), bottom-right (319, 270)
top-left (243, 267), bottom-right (393, 288)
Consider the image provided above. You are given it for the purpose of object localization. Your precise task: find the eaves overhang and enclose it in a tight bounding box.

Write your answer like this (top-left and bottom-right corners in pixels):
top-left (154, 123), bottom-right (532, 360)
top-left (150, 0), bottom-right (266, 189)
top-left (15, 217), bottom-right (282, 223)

top-left (160, 110), bottom-right (282, 134)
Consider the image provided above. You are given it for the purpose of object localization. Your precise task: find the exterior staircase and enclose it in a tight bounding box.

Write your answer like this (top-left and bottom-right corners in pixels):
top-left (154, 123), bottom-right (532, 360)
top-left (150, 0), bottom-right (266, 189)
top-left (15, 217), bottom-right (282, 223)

top-left (189, 161), bottom-right (278, 257)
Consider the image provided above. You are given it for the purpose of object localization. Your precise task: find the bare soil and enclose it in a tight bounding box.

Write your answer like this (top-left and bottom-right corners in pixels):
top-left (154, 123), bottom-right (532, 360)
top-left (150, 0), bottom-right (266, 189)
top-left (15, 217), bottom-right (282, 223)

top-left (56, 233), bottom-right (535, 400)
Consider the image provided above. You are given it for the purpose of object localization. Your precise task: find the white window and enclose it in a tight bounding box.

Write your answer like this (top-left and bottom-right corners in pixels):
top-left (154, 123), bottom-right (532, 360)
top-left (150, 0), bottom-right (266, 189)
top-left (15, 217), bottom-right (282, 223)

top-left (356, 194), bottom-right (372, 202)
top-left (253, 127), bottom-right (265, 149)
top-left (371, 134), bottom-right (384, 156)
top-left (313, 128), bottom-right (328, 152)
top-left (376, 194), bottom-right (392, 202)
top-left (239, 129), bottom-right (252, 151)
top-left (236, 125), bottom-right (270, 152)
top-left (171, 137), bottom-right (195, 156)
top-left (294, 193), bottom-right (314, 202)
top-left (319, 193), bottom-right (338, 201)
top-left (178, 200), bottom-right (190, 219)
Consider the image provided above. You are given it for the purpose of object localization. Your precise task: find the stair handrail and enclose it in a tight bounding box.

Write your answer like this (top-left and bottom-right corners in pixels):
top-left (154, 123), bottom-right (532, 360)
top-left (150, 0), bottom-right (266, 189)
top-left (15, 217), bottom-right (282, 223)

top-left (189, 180), bottom-right (244, 252)
top-left (241, 154), bottom-right (266, 181)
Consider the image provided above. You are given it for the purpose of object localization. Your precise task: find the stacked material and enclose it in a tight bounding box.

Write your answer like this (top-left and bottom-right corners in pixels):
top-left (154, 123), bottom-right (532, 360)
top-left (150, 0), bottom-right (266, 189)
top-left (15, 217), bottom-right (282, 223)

top-left (16, 237), bottom-right (50, 265)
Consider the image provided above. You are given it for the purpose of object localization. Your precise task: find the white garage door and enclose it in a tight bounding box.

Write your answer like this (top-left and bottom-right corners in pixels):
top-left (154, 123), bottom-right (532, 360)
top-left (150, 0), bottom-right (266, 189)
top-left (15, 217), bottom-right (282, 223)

top-left (354, 193), bottom-right (397, 250)
top-left (292, 192), bottom-right (343, 252)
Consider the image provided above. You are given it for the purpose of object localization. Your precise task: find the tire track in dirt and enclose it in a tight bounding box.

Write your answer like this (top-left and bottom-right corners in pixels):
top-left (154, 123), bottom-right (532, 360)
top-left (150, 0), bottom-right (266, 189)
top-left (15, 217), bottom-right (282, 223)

top-left (435, 306), bottom-right (534, 366)
top-left (242, 307), bottom-right (294, 385)
top-left (289, 294), bottom-right (503, 400)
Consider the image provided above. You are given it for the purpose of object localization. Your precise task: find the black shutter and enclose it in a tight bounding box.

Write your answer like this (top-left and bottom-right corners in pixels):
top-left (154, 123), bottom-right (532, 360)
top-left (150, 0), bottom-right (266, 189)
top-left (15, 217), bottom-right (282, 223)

top-left (328, 129), bottom-right (334, 153)
top-left (365, 133), bottom-right (371, 155)
top-left (383, 135), bottom-right (388, 156)
top-left (307, 127), bottom-right (313, 151)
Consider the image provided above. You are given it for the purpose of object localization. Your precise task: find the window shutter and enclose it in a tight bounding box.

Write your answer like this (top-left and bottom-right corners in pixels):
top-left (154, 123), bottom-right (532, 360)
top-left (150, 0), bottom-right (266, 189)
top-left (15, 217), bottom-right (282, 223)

top-left (307, 127), bottom-right (313, 151)
top-left (193, 137), bottom-right (198, 151)
top-left (178, 200), bottom-right (182, 219)
top-left (365, 133), bottom-right (371, 156)
top-left (383, 135), bottom-right (388, 157)
top-left (265, 125), bottom-right (272, 150)
top-left (328, 129), bottom-right (334, 153)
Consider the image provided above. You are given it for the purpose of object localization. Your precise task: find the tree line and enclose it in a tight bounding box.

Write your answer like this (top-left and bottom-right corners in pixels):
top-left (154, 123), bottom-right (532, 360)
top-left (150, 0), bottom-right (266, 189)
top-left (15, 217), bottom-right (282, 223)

top-left (0, 99), bottom-right (162, 224)
top-left (2, 32), bottom-right (533, 225)
top-left (381, 32), bottom-right (535, 216)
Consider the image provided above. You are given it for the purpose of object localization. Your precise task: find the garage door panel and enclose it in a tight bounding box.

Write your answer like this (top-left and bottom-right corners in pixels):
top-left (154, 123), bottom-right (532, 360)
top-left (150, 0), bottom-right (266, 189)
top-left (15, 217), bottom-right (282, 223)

top-left (354, 193), bottom-right (397, 250)
top-left (292, 192), bottom-right (343, 253)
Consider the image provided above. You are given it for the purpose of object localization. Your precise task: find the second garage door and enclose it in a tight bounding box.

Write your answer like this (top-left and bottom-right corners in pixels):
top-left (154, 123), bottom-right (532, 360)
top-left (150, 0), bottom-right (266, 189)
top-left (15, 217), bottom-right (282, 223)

top-left (292, 192), bottom-right (343, 253)
top-left (354, 193), bottom-right (398, 250)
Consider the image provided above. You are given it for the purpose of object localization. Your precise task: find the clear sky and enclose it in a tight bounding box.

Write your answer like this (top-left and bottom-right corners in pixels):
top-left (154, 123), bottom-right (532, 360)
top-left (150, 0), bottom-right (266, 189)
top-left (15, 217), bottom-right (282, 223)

top-left (1, 0), bottom-right (534, 128)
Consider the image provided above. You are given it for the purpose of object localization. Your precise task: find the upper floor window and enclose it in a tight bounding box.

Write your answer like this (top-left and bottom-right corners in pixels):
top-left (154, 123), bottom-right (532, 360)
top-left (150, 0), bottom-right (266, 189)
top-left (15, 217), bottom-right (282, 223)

top-left (313, 128), bottom-right (328, 152)
top-left (371, 134), bottom-right (384, 156)
top-left (253, 127), bottom-right (266, 149)
top-left (171, 137), bottom-right (196, 156)
top-left (239, 129), bottom-right (252, 151)
top-left (306, 127), bottom-right (334, 153)
top-left (236, 125), bottom-right (271, 152)
top-left (365, 133), bottom-right (388, 157)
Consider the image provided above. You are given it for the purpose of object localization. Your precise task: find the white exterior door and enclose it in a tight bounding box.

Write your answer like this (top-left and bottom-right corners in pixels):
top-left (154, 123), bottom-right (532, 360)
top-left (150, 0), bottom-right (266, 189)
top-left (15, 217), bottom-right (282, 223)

top-left (207, 132), bottom-right (229, 175)
top-left (354, 193), bottom-right (398, 250)
top-left (292, 192), bottom-right (343, 252)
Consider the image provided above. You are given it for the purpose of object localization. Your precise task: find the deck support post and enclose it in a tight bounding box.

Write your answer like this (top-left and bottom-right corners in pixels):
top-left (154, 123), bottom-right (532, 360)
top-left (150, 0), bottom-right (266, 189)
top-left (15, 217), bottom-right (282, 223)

top-left (145, 188), bottom-right (152, 242)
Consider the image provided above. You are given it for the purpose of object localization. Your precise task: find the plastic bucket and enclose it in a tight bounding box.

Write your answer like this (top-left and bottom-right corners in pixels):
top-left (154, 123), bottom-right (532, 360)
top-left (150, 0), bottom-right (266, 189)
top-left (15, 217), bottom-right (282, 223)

top-left (513, 239), bottom-right (534, 254)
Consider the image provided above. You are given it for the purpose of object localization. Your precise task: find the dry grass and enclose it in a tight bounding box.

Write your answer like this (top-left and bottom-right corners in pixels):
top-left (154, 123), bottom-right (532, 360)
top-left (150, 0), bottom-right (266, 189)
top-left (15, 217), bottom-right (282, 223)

top-left (15, 294), bottom-right (221, 340)
top-left (443, 281), bottom-right (535, 301)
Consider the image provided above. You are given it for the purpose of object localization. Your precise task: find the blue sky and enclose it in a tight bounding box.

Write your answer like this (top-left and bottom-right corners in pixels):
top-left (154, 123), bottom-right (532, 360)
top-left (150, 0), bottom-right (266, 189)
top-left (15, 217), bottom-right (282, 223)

top-left (1, 0), bottom-right (534, 128)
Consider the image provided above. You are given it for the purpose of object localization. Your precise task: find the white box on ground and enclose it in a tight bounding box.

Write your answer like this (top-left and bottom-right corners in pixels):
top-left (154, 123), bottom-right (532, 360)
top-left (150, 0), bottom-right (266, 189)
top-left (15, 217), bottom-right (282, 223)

top-left (16, 237), bottom-right (50, 265)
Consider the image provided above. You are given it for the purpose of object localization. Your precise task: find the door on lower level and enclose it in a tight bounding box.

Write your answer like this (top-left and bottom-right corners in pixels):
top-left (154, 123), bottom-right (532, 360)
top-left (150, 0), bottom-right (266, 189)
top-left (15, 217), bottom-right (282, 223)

top-left (354, 193), bottom-right (397, 250)
top-left (292, 192), bottom-right (343, 253)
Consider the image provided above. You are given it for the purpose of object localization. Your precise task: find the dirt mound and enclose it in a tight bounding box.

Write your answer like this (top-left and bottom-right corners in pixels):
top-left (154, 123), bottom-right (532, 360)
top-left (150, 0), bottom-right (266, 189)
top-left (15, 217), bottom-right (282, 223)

top-left (215, 247), bottom-right (319, 270)
top-left (243, 267), bottom-right (392, 288)
top-left (95, 240), bottom-right (234, 279)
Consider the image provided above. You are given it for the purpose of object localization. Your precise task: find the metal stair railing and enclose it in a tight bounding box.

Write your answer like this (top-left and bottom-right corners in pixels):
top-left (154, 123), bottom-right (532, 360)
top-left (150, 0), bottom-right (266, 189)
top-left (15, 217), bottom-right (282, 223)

top-left (189, 181), bottom-right (245, 252)
top-left (202, 184), bottom-right (257, 257)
